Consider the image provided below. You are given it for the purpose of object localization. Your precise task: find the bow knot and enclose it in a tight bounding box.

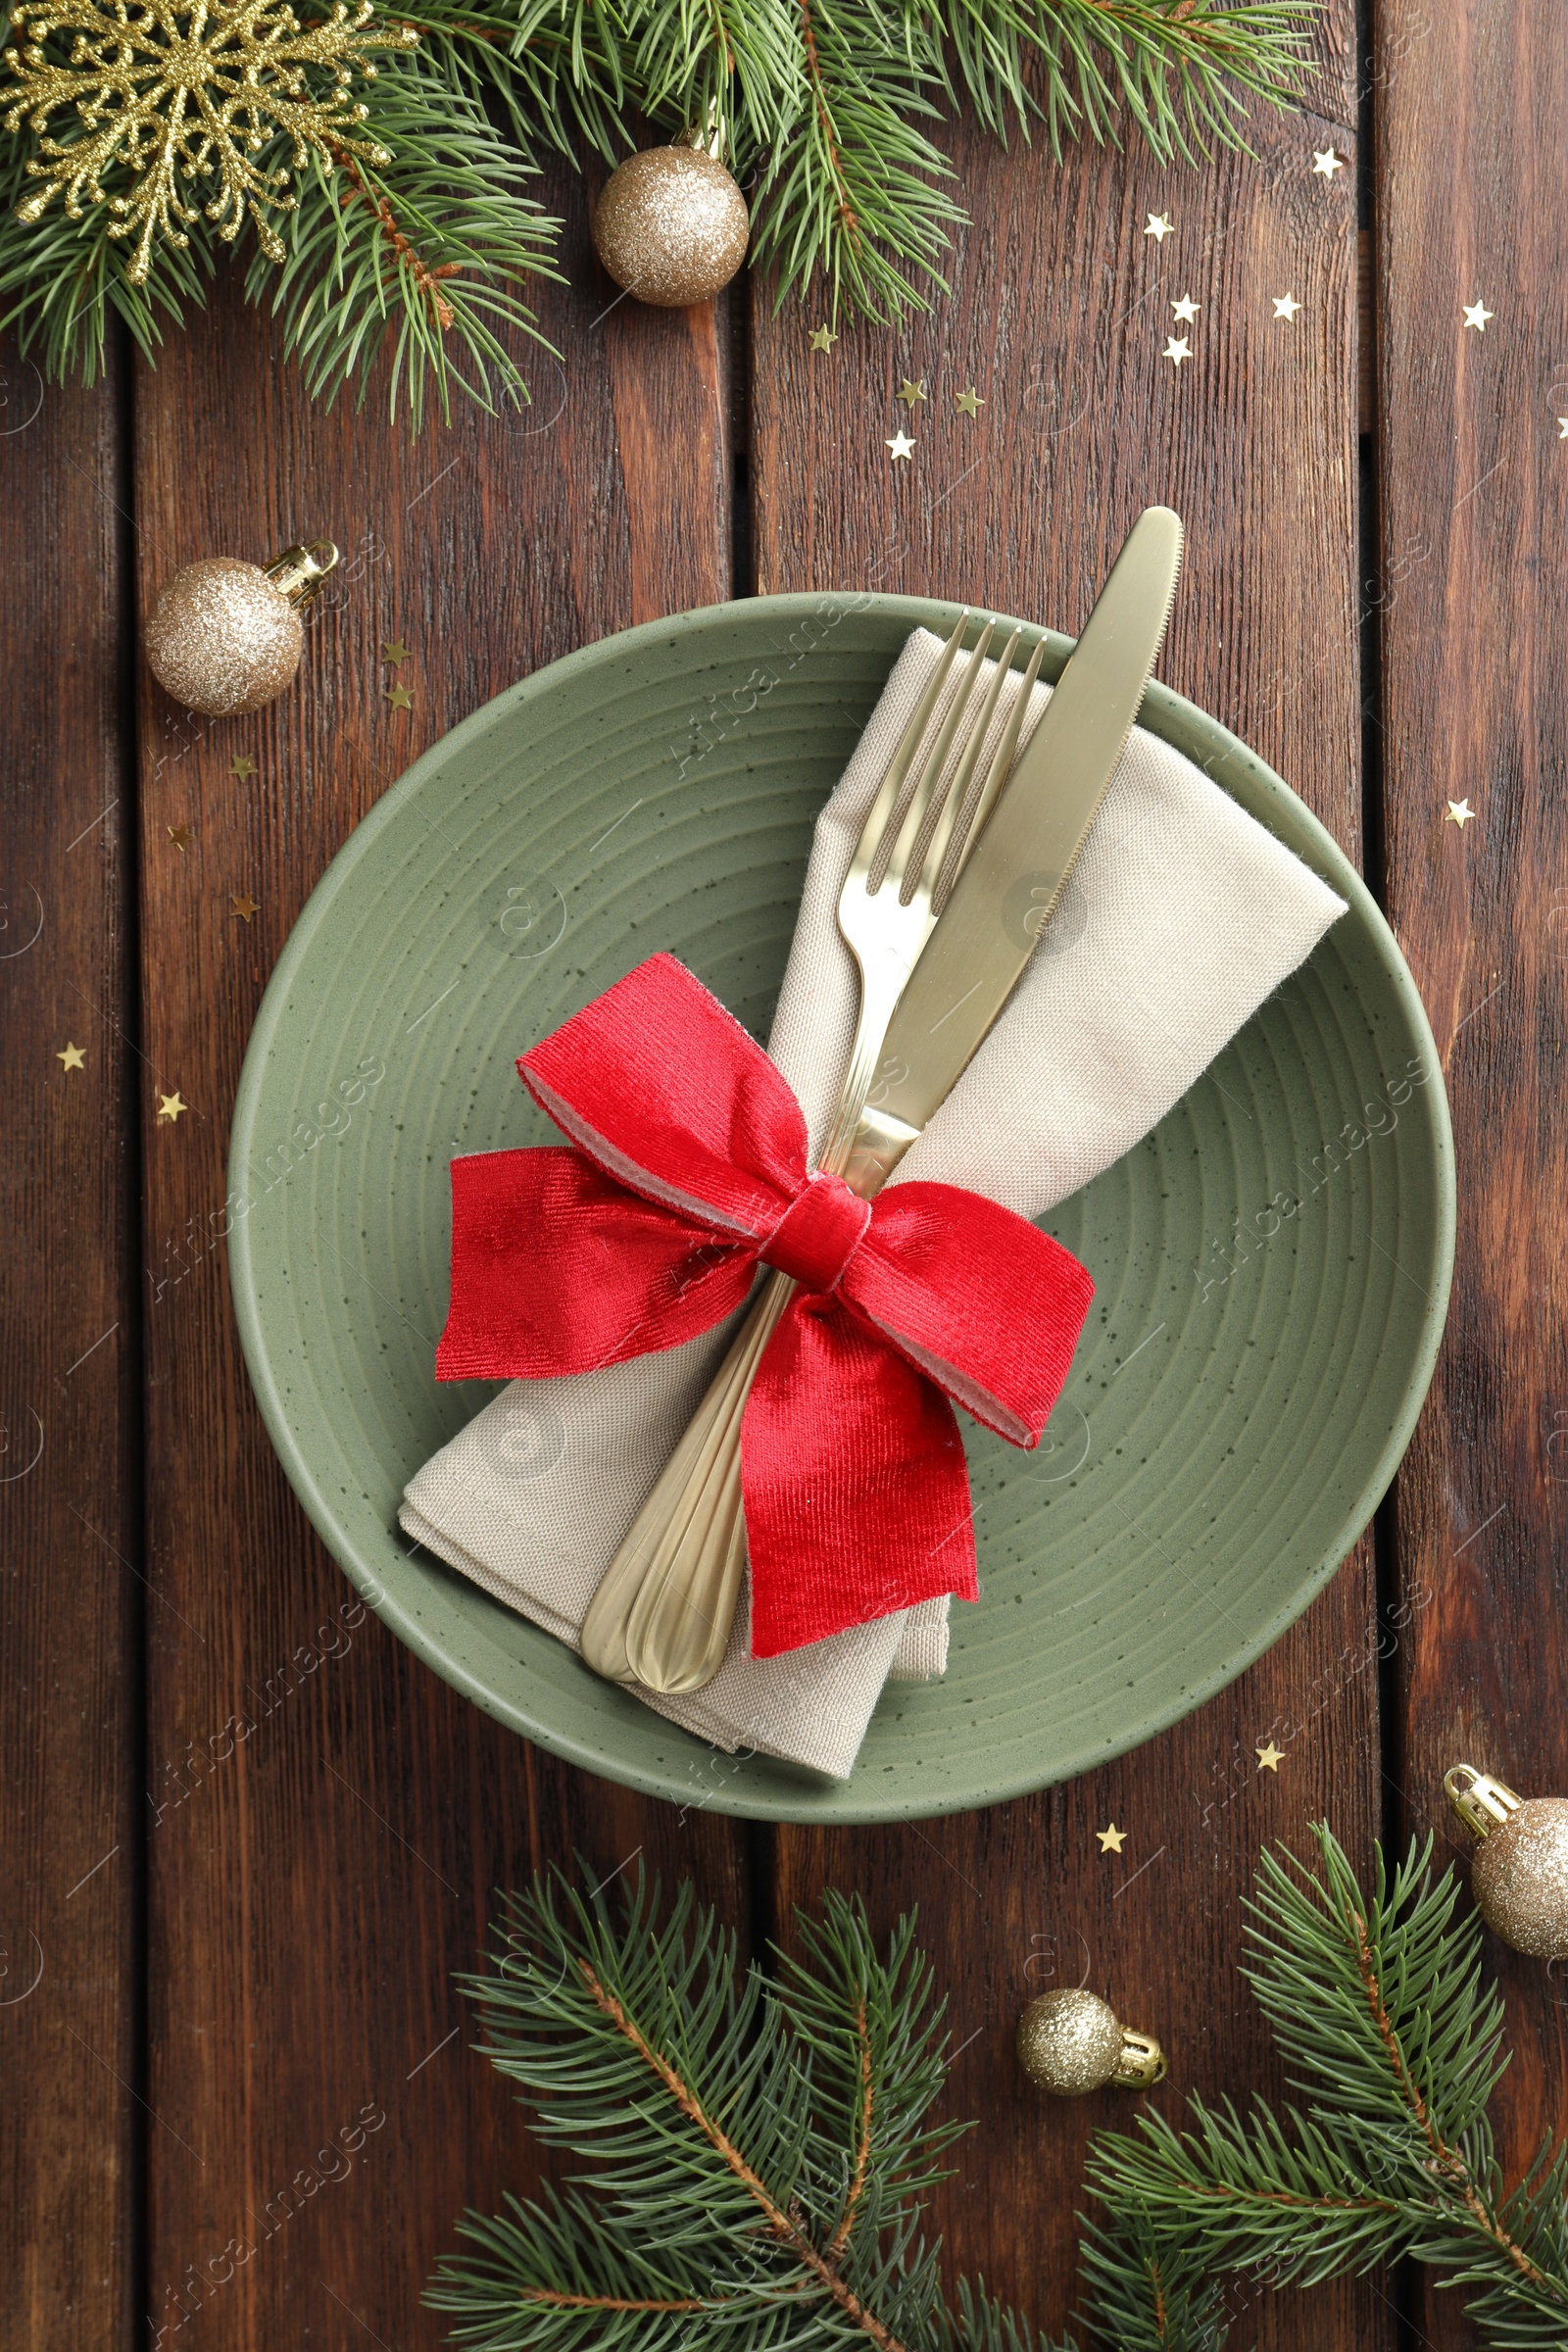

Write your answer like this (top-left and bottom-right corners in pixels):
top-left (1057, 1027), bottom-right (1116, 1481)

top-left (760, 1169), bottom-right (870, 1292)
top-left (436, 955), bottom-right (1094, 1657)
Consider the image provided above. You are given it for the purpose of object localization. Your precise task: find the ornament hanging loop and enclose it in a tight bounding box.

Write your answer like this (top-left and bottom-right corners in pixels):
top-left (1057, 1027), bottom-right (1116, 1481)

top-left (1446, 1762), bottom-right (1524, 1841)
top-left (265, 539), bottom-right (341, 607)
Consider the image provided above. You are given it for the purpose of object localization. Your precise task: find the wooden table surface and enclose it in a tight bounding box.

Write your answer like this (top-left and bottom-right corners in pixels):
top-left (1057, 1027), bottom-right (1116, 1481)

top-left (5, 4), bottom-right (1566, 2346)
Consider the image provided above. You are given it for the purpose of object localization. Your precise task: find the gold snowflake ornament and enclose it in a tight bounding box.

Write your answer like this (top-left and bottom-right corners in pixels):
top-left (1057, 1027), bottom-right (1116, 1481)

top-left (3, 0), bottom-right (416, 282)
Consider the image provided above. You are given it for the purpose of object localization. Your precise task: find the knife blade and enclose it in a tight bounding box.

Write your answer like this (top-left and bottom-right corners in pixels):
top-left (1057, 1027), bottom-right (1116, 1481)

top-left (846, 505), bottom-right (1183, 1190)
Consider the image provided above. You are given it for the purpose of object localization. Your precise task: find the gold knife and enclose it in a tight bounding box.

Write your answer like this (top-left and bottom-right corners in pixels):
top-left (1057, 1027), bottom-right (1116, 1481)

top-left (846, 506), bottom-right (1184, 1195)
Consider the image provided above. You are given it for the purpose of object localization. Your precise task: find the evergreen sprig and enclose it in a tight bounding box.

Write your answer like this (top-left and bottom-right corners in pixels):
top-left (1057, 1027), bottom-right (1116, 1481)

top-left (0, 0), bottom-right (1319, 421)
top-left (432, 1837), bottom-right (1568, 2352)
top-left (426, 1868), bottom-right (1071, 2352)
top-left (1086, 1825), bottom-right (1568, 2351)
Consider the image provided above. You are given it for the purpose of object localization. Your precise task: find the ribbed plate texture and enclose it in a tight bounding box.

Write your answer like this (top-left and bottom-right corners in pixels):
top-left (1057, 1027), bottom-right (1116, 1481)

top-left (229, 598), bottom-right (1454, 1823)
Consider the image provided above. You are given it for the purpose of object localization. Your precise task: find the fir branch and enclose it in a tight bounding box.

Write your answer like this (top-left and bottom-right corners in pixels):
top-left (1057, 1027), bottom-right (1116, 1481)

top-left (245, 59), bottom-right (561, 425)
top-left (428, 1869), bottom-right (1053, 2352)
top-left (1086, 1826), bottom-right (1568, 2352)
top-left (748, 0), bottom-right (961, 320)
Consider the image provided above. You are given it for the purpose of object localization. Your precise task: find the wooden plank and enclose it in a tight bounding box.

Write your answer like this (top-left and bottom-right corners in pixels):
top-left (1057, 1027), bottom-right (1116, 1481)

top-left (753, 39), bottom-right (1389, 2347)
top-left (1373, 5), bottom-right (1568, 2343)
top-left (0, 348), bottom-right (138, 2348)
top-left (131, 169), bottom-right (746, 2350)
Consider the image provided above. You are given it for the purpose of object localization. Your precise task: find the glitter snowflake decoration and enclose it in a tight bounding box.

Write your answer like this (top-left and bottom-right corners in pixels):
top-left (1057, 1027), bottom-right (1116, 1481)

top-left (2, 0), bottom-right (417, 282)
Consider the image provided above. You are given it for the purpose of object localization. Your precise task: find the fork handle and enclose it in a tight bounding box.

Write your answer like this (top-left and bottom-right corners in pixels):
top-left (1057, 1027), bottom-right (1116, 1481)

top-left (582, 971), bottom-right (908, 1694)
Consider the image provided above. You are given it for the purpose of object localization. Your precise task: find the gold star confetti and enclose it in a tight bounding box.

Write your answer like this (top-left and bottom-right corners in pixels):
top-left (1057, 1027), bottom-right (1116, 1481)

top-left (229, 753), bottom-right (256, 779)
top-left (1273, 293), bottom-right (1302, 321)
top-left (1463, 299), bottom-right (1494, 332)
top-left (885, 428), bottom-right (915, 463)
top-left (167, 823), bottom-right (192, 852)
top-left (157, 1090), bottom-right (186, 1122)
top-left (1144, 212), bottom-right (1174, 243)
top-left (897, 376), bottom-right (927, 407)
top-left (57, 1041), bottom-right (85, 1071)
top-left (1097, 1822), bottom-right (1127, 1854)
top-left (1256, 1740), bottom-right (1285, 1773)
top-left (1163, 334), bottom-right (1192, 368)
top-left (1312, 146), bottom-right (1345, 178)
top-left (1171, 293), bottom-right (1200, 323)
top-left (231, 891), bottom-right (260, 922)
top-left (955, 385), bottom-right (984, 416)
top-left (386, 682), bottom-right (414, 711)
top-left (381, 638), bottom-right (411, 667)
top-left (808, 323), bottom-right (837, 353)
top-left (1446, 797), bottom-right (1476, 829)
top-left (1559, 418), bottom-right (1568, 438)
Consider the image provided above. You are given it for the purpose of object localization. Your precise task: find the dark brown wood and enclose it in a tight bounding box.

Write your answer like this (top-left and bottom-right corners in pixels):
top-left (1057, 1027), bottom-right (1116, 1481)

top-left (753, 31), bottom-right (1387, 2344)
top-left (0, 348), bottom-right (138, 2349)
top-left (1375, 4), bottom-right (1568, 2343)
top-left (128, 170), bottom-right (748, 2351)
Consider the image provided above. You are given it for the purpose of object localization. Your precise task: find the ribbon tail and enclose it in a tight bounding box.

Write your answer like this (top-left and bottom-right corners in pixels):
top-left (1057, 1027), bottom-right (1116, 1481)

top-left (740, 1295), bottom-right (979, 1658)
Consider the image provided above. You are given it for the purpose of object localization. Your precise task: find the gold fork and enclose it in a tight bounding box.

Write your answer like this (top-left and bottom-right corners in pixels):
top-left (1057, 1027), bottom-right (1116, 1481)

top-left (579, 616), bottom-right (1047, 1692)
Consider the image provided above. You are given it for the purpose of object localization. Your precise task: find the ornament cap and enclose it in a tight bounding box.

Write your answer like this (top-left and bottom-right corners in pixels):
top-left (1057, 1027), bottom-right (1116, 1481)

top-left (1446, 1763), bottom-right (1524, 1842)
top-left (1112, 2028), bottom-right (1168, 2088)
top-left (265, 539), bottom-right (341, 607)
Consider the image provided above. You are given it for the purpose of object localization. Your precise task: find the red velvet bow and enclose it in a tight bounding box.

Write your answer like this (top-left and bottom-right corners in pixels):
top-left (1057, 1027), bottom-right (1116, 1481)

top-left (437, 955), bottom-right (1094, 1656)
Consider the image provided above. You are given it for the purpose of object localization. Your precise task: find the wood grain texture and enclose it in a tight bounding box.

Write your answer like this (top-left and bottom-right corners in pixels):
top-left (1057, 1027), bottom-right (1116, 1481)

top-left (753, 33), bottom-right (1393, 2344)
top-left (1374, 3), bottom-right (1568, 2342)
top-left (129, 167), bottom-right (748, 2352)
top-left (0, 347), bottom-right (138, 2349)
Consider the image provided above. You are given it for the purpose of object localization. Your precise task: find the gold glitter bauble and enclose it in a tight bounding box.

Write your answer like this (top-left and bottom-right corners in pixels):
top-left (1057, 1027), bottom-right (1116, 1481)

top-left (591, 146), bottom-right (750, 308)
top-left (1448, 1764), bottom-right (1568, 1960)
top-left (145, 543), bottom-right (338, 716)
top-left (1016, 1989), bottom-right (1166, 2097)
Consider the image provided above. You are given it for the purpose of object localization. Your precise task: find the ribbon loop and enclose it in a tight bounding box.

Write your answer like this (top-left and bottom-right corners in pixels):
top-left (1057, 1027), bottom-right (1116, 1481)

top-left (760, 1170), bottom-right (871, 1293)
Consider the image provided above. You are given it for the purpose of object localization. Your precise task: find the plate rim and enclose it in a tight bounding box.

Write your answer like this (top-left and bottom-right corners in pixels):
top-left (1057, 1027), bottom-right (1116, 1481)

top-left (228, 591), bottom-right (1457, 1822)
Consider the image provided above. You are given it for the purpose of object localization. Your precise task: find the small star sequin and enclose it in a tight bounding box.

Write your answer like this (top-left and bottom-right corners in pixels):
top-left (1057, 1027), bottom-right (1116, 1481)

top-left (386, 682), bottom-right (414, 711)
top-left (1097, 1822), bottom-right (1127, 1854)
top-left (897, 377), bottom-right (927, 407)
top-left (808, 323), bottom-right (837, 353)
top-left (1463, 300), bottom-right (1494, 332)
top-left (1446, 797), bottom-right (1476, 828)
top-left (229, 754), bottom-right (256, 780)
top-left (381, 638), bottom-right (411, 667)
top-left (1144, 212), bottom-right (1174, 243)
top-left (1559, 418), bottom-right (1568, 438)
top-left (955, 386), bottom-right (984, 416)
top-left (1273, 293), bottom-right (1302, 321)
top-left (1163, 334), bottom-right (1192, 368)
top-left (157, 1090), bottom-right (186, 1123)
top-left (1312, 146), bottom-right (1345, 178)
top-left (231, 892), bottom-right (260, 922)
top-left (167, 824), bottom-right (192, 852)
top-left (885, 428), bottom-right (915, 463)
top-left (1256, 1741), bottom-right (1285, 1773)
top-left (1171, 293), bottom-right (1200, 323)
top-left (56, 1042), bottom-right (85, 1071)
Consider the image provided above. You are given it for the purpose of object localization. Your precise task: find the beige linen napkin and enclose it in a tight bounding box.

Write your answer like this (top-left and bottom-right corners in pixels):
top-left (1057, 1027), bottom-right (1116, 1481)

top-left (400, 626), bottom-right (1348, 1780)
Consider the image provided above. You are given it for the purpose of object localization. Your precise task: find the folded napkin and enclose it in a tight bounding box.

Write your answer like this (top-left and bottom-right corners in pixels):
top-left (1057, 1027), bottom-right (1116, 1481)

top-left (401, 626), bottom-right (1348, 1780)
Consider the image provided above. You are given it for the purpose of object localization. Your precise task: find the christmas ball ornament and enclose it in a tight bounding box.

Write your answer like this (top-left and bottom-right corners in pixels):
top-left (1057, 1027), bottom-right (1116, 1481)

top-left (591, 140), bottom-right (750, 309)
top-left (1446, 1763), bottom-right (1568, 1960)
top-left (1016, 1988), bottom-right (1166, 2097)
top-left (144, 541), bottom-right (340, 717)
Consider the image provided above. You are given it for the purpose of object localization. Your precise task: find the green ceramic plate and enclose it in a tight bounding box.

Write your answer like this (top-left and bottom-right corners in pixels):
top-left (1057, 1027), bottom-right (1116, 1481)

top-left (229, 595), bottom-right (1454, 1823)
